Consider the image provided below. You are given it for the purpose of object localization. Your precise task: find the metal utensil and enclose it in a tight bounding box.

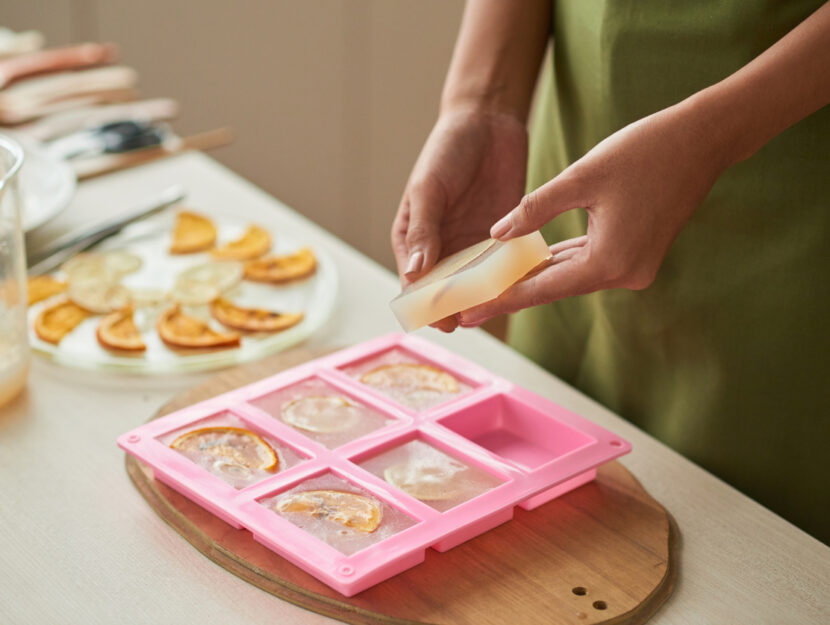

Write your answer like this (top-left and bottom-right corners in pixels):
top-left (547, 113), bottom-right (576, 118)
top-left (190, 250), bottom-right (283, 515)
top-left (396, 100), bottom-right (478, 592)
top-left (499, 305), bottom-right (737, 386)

top-left (46, 120), bottom-right (168, 160)
top-left (26, 184), bottom-right (186, 276)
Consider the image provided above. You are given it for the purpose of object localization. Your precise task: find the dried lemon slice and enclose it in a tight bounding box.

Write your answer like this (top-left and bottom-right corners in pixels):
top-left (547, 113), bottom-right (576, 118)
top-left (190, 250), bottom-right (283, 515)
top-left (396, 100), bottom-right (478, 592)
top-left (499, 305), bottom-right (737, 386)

top-left (177, 260), bottom-right (243, 293)
top-left (157, 304), bottom-right (240, 349)
top-left (170, 280), bottom-right (220, 306)
top-left (27, 275), bottom-right (67, 305)
top-left (383, 461), bottom-right (467, 501)
top-left (68, 279), bottom-right (130, 313)
top-left (61, 251), bottom-right (141, 280)
top-left (126, 287), bottom-right (170, 308)
top-left (96, 306), bottom-right (146, 352)
top-left (33, 299), bottom-right (90, 344)
top-left (281, 396), bottom-right (361, 433)
top-left (170, 426), bottom-right (278, 472)
top-left (275, 490), bottom-right (382, 533)
top-left (211, 225), bottom-right (271, 260)
top-left (169, 211), bottom-right (217, 254)
top-left (360, 364), bottom-right (460, 394)
top-left (243, 247), bottom-right (316, 283)
top-left (210, 298), bottom-right (304, 333)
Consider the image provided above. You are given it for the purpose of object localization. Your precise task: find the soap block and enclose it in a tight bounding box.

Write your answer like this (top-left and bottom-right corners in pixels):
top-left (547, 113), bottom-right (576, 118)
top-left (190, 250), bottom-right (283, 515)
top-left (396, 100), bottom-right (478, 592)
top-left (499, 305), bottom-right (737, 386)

top-left (389, 231), bottom-right (551, 332)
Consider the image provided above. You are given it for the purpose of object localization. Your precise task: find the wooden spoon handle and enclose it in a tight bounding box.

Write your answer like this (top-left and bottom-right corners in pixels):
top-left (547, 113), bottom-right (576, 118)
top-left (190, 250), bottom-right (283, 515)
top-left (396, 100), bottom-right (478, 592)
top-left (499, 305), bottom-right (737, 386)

top-left (73, 127), bottom-right (234, 180)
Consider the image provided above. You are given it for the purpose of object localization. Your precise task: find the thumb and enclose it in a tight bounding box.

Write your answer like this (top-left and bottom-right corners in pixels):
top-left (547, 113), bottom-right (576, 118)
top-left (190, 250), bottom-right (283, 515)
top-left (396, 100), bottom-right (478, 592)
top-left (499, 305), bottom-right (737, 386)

top-left (404, 180), bottom-right (445, 276)
top-left (490, 170), bottom-right (585, 241)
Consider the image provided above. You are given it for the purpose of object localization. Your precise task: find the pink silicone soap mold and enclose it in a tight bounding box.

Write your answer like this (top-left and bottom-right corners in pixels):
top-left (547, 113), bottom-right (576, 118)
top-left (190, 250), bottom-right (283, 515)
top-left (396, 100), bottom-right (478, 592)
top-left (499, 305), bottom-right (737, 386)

top-left (117, 333), bottom-right (631, 596)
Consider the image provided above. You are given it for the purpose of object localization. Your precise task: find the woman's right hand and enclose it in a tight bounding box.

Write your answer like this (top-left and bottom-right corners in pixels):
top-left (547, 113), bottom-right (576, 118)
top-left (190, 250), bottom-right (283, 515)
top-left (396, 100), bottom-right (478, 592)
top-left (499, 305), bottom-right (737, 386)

top-left (391, 107), bottom-right (529, 331)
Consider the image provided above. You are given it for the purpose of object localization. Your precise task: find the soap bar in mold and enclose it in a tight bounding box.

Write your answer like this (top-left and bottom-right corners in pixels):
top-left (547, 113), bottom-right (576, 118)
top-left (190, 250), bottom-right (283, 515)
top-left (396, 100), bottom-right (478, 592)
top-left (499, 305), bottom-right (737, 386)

top-left (389, 231), bottom-right (551, 332)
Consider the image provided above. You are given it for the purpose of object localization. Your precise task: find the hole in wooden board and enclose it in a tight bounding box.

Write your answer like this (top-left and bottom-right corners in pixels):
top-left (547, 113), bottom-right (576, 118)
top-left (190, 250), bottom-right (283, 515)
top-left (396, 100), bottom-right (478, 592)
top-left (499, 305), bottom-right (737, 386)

top-left (592, 600), bottom-right (608, 610)
top-left (572, 586), bottom-right (587, 596)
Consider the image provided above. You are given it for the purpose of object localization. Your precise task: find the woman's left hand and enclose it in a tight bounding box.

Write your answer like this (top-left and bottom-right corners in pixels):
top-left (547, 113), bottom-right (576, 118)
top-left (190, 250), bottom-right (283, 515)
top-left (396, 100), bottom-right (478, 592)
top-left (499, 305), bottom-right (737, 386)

top-left (458, 100), bottom-right (730, 327)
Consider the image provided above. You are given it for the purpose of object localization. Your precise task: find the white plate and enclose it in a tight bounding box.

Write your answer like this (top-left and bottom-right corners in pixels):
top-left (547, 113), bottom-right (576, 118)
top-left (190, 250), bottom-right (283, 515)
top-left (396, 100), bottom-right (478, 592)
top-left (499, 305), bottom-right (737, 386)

top-left (3, 131), bottom-right (77, 232)
top-left (27, 213), bottom-right (337, 374)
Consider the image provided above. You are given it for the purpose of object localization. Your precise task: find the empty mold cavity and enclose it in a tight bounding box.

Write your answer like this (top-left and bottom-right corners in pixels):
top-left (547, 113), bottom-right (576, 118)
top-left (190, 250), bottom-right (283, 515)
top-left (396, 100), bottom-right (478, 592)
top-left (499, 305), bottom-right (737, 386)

top-left (438, 394), bottom-right (595, 471)
top-left (157, 411), bottom-right (307, 489)
top-left (340, 347), bottom-right (472, 411)
top-left (250, 377), bottom-right (394, 449)
top-left (357, 437), bottom-right (504, 513)
top-left (259, 472), bottom-right (418, 556)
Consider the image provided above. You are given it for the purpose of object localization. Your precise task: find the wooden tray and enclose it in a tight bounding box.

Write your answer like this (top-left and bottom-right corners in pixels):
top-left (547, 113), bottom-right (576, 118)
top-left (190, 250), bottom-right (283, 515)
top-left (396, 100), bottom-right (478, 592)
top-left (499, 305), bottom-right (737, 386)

top-left (125, 348), bottom-right (679, 625)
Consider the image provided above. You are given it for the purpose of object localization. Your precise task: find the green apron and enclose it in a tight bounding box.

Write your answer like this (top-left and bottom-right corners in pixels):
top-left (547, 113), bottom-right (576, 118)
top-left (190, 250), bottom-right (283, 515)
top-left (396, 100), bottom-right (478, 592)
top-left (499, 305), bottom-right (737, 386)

top-left (510, 0), bottom-right (830, 543)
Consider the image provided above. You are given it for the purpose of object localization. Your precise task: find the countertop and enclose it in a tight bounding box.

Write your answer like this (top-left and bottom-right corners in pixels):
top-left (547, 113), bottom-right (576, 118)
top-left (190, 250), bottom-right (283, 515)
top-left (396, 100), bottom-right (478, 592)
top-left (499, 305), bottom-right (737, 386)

top-left (2, 152), bottom-right (827, 624)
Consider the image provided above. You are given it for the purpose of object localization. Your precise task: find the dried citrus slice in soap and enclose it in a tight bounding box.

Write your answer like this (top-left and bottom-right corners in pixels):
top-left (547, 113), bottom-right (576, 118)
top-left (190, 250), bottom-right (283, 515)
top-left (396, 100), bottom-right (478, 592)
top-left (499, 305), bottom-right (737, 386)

top-left (275, 490), bottom-right (382, 532)
top-left (157, 304), bottom-right (240, 349)
top-left (361, 363), bottom-right (459, 394)
top-left (177, 261), bottom-right (244, 293)
top-left (33, 299), bottom-right (90, 344)
top-left (384, 460), bottom-right (467, 501)
top-left (211, 225), bottom-right (271, 260)
top-left (243, 247), bottom-right (316, 283)
top-left (96, 306), bottom-right (145, 352)
top-left (210, 298), bottom-right (304, 333)
top-left (170, 426), bottom-right (278, 472)
top-left (281, 396), bottom-right (361, 433)
top-left (169, 211), bottom-right (217, 254)
top-left (27, 275), bottom-right (67, 305)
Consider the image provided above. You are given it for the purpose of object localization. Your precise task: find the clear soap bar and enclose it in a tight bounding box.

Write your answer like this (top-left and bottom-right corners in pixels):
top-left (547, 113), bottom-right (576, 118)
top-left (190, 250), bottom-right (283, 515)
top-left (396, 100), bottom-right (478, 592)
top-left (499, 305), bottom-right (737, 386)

top-left (390, 231), bottom-right (551, 332)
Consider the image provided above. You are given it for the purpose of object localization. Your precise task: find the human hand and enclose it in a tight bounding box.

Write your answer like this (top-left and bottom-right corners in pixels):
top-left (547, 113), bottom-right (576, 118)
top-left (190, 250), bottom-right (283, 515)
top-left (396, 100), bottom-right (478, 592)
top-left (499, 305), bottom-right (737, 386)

top-left (457, 103), bottom-right (730, 327)
top-left (391, 107), bottom-right (528, 331)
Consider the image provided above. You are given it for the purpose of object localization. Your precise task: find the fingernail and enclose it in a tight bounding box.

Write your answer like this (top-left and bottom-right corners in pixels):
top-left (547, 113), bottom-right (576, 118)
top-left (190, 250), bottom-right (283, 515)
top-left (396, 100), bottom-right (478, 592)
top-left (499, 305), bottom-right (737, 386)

top-left (458, 313), bottom-right (482, 328)
top-left (490, 215), bottom-right (512, 240)
top-left (405, 250), bottom-right (424, 275)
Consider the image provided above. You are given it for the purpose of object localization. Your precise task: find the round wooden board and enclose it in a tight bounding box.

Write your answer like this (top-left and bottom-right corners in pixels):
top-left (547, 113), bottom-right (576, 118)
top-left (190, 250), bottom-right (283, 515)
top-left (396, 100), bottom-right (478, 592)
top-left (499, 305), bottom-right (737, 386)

top-left (126, 348), bottom-right (679, 625)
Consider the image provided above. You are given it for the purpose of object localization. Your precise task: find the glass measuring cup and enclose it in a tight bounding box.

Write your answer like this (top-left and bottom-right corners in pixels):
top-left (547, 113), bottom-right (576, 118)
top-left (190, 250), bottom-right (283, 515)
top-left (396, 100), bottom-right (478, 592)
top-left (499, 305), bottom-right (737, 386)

top-left (0, 134), bottom-right (27, 407)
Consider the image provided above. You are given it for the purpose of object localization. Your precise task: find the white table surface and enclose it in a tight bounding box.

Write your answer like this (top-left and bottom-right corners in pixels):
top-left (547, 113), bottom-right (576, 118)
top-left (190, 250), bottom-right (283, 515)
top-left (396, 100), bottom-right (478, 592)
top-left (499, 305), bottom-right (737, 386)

top-left (3, 153), bottom-right (828, 625)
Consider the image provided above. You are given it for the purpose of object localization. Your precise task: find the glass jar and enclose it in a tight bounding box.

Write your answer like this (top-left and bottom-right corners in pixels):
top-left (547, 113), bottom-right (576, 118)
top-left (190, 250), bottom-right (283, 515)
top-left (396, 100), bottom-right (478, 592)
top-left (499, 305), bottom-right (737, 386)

top-left (0, 134), bottom-right (27, 407)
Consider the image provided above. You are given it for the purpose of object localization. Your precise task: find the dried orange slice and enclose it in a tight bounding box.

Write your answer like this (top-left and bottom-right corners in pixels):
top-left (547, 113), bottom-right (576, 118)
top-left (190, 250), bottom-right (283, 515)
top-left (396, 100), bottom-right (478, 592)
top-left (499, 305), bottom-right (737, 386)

top-left (170, 426), bottom-right (278, 472)
top-left (169, 211), bottom-right (217, 254)
top-left (243, 247), bottom-right (316, 283)
top-left (157, 304), bottom-right (240, 349)
top-left (275, 490), bottom-right (382, 532)
top-left (33, 299), bottom-right (90, 344)
top-left (96, 306), bottom-right (145, 352)
top-left (211, 225), bottom-right (271, 260)
top-left (360, 364), bottom-right (459, 394)
top-left (210, 298), bottom-right (304, 333)
top-left (27, 275), bottom-right (67, 305)
top-left (281, 396), bottom-right (360, 433)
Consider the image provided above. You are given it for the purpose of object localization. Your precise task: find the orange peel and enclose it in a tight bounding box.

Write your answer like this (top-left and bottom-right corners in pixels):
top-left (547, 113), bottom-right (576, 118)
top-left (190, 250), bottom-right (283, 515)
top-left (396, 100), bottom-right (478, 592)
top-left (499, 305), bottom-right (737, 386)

top-left (33, 298), bottom-right (90, 344)
top-left (210, 297), bottom-right (303, 333)
top-left (243, 247), bottom-right (316, 283)
top-left (96, 306), bottom-right (146, 352)
top-left (157, 304), bottom-right (240, 349)
top-left (169, 211), bottom-right (217, 254)
top-left (275, 489), bottom-right (382, 533)
top-left (27, 275), bottom-right (67, 305)
top-left (211, 225), bottom-right (271, 260)
top-left (170, 426), bottom-right (278, 472)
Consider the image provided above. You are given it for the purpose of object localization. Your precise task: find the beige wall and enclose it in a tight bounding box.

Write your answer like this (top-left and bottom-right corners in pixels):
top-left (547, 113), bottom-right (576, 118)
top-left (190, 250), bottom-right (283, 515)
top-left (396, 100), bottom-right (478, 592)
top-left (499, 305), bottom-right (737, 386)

top-left (3, 0), bottom-right (465, 270)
